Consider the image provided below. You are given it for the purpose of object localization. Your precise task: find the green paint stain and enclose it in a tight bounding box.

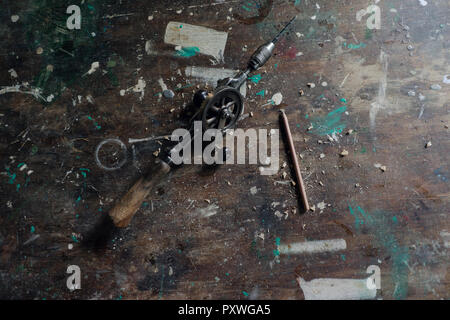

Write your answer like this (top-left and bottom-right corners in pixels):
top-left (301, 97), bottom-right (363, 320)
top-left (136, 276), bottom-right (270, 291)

top-left (347, 205), bottom-right (409, 299)
top-left (175, 46), bottom-right (200, 57)
top-left (306, 26), bottom-right (315, 38)
top-left (348, 203), bottom-right (363, 229)
top-left (273, 237), bottom-right (281, 257)
top-left (31, 145), bottom-right (38, 155)
top-left (256, 89), bottom-right (265, 97)
top-left (341, 254), bottom-right (346, 261)
top-left (242, 291), bottom-right (249, 296)
top-left (31, 226), bottom-right (35, 233)
top-left (8, 172), bottom-right (17, 184)
top-left (175, 83), bottom-right (194, 91)
top-left (242, 5), bottom-right (251, 12)
top-left (360, 146), bottom-right (367, 154)
top-left (107, 60), bottom-right (117, 68)
top-left (343, 42), bottom-right (367, 49)
top-left (248, 74), bottom-right (262, 84)
top-left (79, 168), bottom-right (90, 178)
top-left (365, 28), bottom-right (373, 40)
top-left (16, 184), bottom-right (21, 191)
top-left (311, 106), bottom-right (347, 136)
top-left (87, 116), bottom-right (101, 130)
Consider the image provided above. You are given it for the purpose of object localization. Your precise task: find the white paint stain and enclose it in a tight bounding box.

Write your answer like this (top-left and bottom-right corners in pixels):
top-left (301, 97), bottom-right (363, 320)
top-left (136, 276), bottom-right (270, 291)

top-left (132, 78), bottom-right (146, 100)
top-left (298, 277), bottom-right (377, 300)
top-left (119, 78), bottom-right (146, 100)
top-left (185, 66), bottom-right (246, 96)
top-left (86, 62), bottom-right (100, 75)
top-left (271, 92), bottom-right (283, 105)
top-left (46, 94), bottom-right (55, 102)
top-left (157, 78), bottom-right (168, 91)
top-left (443, 75), bottom-right (450, 84)
top-left (145, 40), bottom-right (153, 55)
top-left (317, 201), bottom-right (326, 210)
top-left (250, 186), bottom-right (258, 195)
top-left (8, 69), bottom-right (18, 78)
top-left (11, 15), bottom-right (19, 23)
top-left (418, 0), bottom-right (428, 6)
top-left (196, 204), bottom-right (219, 218)
top-left (370, 50), bottom-right (388, 132)
top-left (0, 83), bottom-right (46, 101)
top-left (278, 238), bottom-right (347, 254)
top-left (440, 231), bottom-right (450, 248)
top-left (164, 22), bottom-right (228, 62)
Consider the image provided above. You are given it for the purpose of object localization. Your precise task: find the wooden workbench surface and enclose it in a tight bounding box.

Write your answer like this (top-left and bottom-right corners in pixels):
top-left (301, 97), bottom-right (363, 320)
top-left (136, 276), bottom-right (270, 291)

top-left (0, 0), bottom-right (448, 299)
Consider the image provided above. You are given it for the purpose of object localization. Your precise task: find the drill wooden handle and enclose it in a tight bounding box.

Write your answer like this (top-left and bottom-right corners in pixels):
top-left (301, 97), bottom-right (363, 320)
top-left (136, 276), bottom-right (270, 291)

top-left (109, 160), bottom-right (171, 227)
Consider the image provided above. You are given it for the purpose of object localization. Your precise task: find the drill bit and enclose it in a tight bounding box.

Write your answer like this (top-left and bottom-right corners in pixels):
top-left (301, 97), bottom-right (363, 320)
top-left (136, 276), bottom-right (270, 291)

top-left (272, 16), bottom-right (297, 44)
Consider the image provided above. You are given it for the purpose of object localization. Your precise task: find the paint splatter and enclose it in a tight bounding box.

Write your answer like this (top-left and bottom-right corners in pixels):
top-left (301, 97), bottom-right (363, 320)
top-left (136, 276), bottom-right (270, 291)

top-left (248, 74), bottom-right (262, 84)
top-left (87, 116), bottom-right (101, 130)
top-left (164, 22), bottom-right (228, 61)
top-left (270, 92), bottom-right (283, 105)
top-left (347, 204), bottom-right (409, 299)
top-left (343, 42), bottom-right (367, 49)
top-left (273, 237), bottom-right (281, 257)
top-left (175, 46), bottom-right (200, 57)
top-left (310, 106), bottom-right (347, 136)
top-left (418, 0), bottom-right (427, 6)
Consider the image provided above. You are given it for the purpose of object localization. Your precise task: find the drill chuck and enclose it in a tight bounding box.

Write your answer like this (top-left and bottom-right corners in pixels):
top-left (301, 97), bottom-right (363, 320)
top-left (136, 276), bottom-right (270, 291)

top-left (247, 42), bottom-right (275, 71)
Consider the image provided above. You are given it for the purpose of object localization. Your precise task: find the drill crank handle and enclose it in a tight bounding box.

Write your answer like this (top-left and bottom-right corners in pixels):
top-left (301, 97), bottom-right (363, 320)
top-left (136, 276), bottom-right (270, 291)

top-left (109, 118), bottom-right (211, 227)
top-left (109, 160), bottom-right (171, 227)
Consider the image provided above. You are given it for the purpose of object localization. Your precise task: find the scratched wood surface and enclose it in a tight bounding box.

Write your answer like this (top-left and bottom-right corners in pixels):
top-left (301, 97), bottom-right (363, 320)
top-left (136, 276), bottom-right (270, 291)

top-left (0, 0), bottom-right (449, 300)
